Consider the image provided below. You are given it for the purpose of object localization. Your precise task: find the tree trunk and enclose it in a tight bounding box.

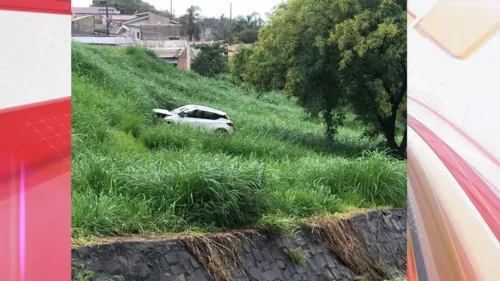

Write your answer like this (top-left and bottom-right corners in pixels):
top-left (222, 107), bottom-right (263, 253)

top-left (398, 126), bottom-right (407, 158)
top-left (377, 114), bottom-right (406, 159)
top-left (380, 80), bottom-right (407, 159)
top-left (321, 79), bottom-right (336, 140)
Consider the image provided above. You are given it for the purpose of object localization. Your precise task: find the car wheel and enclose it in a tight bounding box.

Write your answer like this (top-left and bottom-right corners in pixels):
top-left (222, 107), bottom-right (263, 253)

top-left (215, 128), bottom-right (228, 133)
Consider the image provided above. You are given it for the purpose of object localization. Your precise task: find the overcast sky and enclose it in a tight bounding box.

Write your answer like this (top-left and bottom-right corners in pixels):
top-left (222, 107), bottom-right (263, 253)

top-left (72, 0), bottom-right (285, 19)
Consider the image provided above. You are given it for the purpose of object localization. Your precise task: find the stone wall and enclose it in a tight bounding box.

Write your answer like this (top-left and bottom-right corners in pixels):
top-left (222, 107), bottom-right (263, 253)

top-left (72, 209), bottom-right (406, 281)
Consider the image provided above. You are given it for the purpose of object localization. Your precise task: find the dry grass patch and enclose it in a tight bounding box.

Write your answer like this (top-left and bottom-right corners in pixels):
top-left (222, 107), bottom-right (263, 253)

top-left (311, 217), bottom-right (389, 281)
top-left (182, 230), bottom-right (262, 281)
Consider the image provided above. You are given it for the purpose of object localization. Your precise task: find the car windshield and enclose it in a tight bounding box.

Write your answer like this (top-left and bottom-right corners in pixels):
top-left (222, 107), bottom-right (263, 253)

top-left (170, 106), bottom-right (187, 114)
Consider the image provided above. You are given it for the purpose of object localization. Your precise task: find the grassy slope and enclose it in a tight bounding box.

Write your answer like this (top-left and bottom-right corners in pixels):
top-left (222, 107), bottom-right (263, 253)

top-left (71, 43), bottom-right (406, 238)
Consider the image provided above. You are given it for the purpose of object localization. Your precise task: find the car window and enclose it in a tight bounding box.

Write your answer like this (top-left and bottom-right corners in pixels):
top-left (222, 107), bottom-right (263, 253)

top-left (184, 110), bottom-right (196, 118)
top-left (203, 112), bottom-right (228, 120)
top-left (171, 106), bottom-right (186, 114)
top-left (203, 112), bottom-right (218, 120)
top-left (185, 110), bottom-right (205, 118)
top-left (196, 110), bottom-right (206, 119)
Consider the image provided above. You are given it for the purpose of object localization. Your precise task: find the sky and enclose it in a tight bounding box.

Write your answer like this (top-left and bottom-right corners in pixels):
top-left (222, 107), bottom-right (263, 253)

top-left (71, 0), bottom-right (285, 19)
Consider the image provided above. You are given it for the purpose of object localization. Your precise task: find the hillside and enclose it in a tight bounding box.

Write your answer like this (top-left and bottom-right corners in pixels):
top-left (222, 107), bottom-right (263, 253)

top-left (71, 43), bottom-right (406, 238)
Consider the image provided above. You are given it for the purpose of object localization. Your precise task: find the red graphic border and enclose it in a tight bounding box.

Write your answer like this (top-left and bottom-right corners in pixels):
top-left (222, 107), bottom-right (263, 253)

top-left (0, 0), bottom-right (71, 15)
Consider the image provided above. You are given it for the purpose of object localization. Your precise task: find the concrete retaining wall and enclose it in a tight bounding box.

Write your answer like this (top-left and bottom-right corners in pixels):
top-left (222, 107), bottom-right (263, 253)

top-left (72, 209), bottom-right (406, 281)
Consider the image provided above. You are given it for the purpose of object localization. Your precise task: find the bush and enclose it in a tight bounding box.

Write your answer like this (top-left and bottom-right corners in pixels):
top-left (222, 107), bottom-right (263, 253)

top-left (229, 44), bottom-right (254, 83)
top-left (191, 43), bottom-right (228, 77)
top-left (237, 28), bottom-right (259, 44)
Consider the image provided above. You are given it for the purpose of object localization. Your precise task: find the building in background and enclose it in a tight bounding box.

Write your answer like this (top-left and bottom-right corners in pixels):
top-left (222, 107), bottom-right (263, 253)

top-left (140, 24), bottom-right (182, 40)
top-left (70, 9), bottom-right (197, 71)
top-left (116, 12), bottom-right (180, 40)
top-left (72, 36), bottom-right (136, 47)
top-left (136, 40), bottom-right (196, 70)
top-left (72, 6), bottom-right (120, 17)
top-left (71, 15), bottom-right (95, 35)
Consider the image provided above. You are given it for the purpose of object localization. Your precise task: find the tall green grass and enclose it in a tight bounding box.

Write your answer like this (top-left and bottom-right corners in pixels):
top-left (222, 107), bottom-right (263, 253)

top-left (71, 43), bottom-right (406, 237)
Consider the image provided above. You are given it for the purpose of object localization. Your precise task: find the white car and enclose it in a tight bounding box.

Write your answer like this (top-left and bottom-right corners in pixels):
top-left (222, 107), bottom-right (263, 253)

top-left (153, 105), bottom-right (235, 133)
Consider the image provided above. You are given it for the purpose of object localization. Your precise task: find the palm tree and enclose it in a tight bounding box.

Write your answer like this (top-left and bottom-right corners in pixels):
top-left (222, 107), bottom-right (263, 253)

top-left (212, 15), bottom-right (237, 43)
top-left (233, 12), bottom-right (260, 32)
top-left (180, 5), bottom-right (204, 41)
top-left (245, 12), bottom-right (260, 29)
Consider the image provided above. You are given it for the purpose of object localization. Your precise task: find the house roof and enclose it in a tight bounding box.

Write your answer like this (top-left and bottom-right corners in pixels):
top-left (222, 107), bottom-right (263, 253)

top-left (137, 40), bottom-right (189, 49)
top-left (192, 48), bottom-right (201, 57)
top-left (111, 15), bottom-right (137, 21)
top-left (122, 16), bottom-right (148, 25)
top-left (71, 36), bottom-right (135, 46)
top-left (71, 15), bottom-right (93, 22)
top-left (150, 48), bottom-right (184, 58)
top-left (122, 12), bottom-right (179, 25)
top-left (115, 25), bottom-right (129, 35)
top-left (72, 6), bottom-right (120, 14)
top-left (94, 24), bottom-right (122, 34)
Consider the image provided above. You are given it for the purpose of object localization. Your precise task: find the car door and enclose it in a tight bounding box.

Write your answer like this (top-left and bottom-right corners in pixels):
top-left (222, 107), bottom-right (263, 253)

top-left (202, 112), bottom-right (224, 130)
top-left (191, 110), bottom-right (215, 130)
top-left (181, 110), bottom-right (204, 128)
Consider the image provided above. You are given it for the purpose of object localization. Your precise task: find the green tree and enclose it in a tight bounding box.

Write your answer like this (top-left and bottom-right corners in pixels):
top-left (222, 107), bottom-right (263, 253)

top-left (234, 12), bottom-right (261, 32)
top-left (241, 3), bottom-right (296, 92)
top-left (180, 5), bottom-right (204, 41)
top-left (244, 12), bottom-right (261, 29)
top-left (229, 44), bottom-right (255, 83)
top-left (191, 43), bottom-right (228, 77)
top-left (212, 15), bottom-right (237, 43)
top-left (238, 0), bottom-right (407, 157)
top-left (332, 0), bottom-right (407, 157)
top-left (237, 28), bottom-right (259, 44)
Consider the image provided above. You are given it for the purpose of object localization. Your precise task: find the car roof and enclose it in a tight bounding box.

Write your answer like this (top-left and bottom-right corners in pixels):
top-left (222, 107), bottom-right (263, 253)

top-left (183, 105), bottom-right (227, 116)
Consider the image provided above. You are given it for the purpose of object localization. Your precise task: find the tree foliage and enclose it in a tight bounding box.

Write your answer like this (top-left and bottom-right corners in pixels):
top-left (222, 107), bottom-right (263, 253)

top-left (229, 45), bottom-right (255, 83)
top-left (332, 0), bottom-right (407, 156)
top-left (237, 28), bottom-right (259, 44)
top-left (231, 0), bottom-right (407, 157)
top-left (191, 43), bottom-right (228, 77)
top-left (212, 15), bottom-right (237, 43)
top-left (180, 5), bottom-right (204, 41)
top-left (212, 13), bottom-right (263, 44)
top-left (234, 12), bottom-right (262, 32)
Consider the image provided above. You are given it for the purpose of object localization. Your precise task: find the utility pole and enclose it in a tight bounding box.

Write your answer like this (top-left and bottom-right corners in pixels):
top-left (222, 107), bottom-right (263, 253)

top-left (100, 0), bottom-right (110, 35)
top-left (170, 0), bottom-right (173, 19)
top-left (105, 2), bottom-right (109, 36)
top-left (230, 3), bottom-right (232, 21)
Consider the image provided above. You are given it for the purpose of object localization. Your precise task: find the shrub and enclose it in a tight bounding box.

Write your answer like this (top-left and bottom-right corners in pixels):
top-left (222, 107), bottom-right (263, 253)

top-left (237, 28), bottom-right (259, 44)
top-left (191, 43), bottom-right (228, 77)
top-left (229, 44), bottom-right (254, 83)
